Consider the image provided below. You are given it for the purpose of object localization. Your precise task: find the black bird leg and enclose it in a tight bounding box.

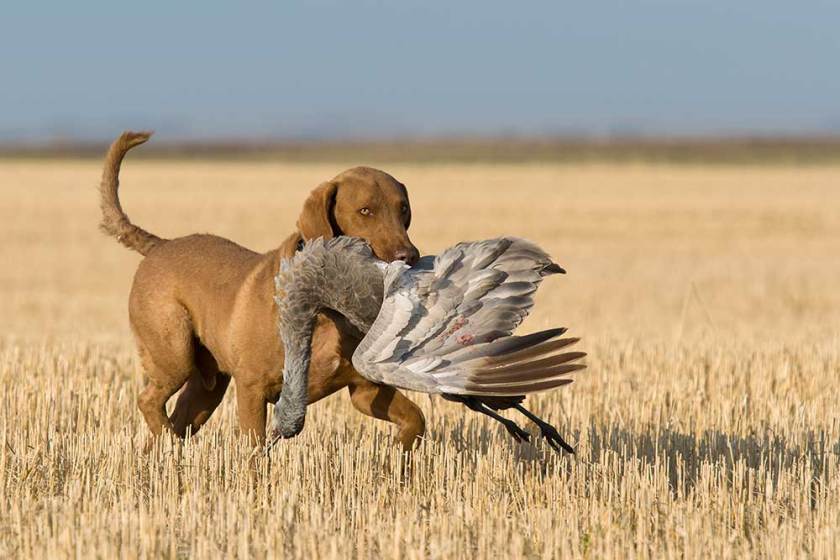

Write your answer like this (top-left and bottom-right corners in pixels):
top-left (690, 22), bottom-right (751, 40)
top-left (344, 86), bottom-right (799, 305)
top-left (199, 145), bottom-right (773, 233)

top-left (447, 395), bottom-right (531, 443)
top-left (513, 404), bottom-right (575, 454)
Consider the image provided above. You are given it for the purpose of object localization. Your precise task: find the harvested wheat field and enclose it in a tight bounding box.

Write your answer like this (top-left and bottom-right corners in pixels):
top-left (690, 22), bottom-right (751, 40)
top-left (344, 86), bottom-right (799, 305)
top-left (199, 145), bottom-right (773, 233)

top-left (1, 158), bottom-right (839, 558)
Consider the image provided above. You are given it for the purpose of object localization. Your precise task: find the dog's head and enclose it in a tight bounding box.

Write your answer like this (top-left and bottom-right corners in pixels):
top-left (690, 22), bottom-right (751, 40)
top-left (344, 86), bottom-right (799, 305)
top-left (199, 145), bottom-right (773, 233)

top-left (297, 166), bottom-right (420, 265)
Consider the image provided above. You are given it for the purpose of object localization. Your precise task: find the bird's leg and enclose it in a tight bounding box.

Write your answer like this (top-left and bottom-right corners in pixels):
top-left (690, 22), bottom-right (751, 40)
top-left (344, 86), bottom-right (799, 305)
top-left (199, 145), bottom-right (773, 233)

top-left (456, 396), bottom-right (531, 443)
top-left (513, 404), bottom-right (575, 454)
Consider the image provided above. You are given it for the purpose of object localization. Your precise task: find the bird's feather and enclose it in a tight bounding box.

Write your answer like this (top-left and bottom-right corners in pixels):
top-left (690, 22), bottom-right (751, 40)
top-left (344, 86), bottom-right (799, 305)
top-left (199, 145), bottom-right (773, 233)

top-left (351, 238), bottom-right (585, 395)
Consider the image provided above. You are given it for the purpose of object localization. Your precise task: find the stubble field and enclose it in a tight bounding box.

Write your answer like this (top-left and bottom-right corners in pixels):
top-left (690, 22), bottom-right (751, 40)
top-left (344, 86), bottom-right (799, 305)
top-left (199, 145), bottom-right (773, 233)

top-left (0, 157), bottom-right (838, 558)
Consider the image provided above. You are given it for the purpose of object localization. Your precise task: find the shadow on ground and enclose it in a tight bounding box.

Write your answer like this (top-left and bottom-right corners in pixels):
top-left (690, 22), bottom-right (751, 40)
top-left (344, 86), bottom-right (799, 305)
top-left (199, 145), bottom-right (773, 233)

top-left (440, 418), bottom-right (838, 501)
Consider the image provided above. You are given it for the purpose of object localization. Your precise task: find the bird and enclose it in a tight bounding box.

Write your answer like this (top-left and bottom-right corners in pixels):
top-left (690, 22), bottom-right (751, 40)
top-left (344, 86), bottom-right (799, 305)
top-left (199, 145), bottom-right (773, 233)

top-left (268, 236), bottom-right (585, 453)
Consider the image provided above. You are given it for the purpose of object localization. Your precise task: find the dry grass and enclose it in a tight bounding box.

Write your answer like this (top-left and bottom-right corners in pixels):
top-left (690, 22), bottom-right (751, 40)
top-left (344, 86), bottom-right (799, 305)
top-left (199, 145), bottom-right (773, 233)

top-left (1, 159), bottom-right (838, 558)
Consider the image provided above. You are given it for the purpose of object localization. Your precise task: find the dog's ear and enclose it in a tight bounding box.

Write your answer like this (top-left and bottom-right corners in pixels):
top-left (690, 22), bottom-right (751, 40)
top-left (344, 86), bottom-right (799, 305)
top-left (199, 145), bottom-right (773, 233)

top-left (398, 182), bottom-right (411, 229)
top-left (297, 181), bottom-right (340, 240)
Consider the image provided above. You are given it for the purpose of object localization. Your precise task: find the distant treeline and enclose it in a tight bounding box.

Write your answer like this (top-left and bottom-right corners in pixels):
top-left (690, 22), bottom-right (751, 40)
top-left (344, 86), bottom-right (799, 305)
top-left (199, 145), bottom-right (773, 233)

top-left (4, 136), bottom-right (840, 164)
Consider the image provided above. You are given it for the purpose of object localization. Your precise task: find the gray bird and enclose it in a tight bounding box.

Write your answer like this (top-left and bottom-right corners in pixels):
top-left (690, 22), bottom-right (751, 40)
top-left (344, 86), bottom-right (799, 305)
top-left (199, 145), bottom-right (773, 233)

top-left (269, 236), bottom-right (585, 453)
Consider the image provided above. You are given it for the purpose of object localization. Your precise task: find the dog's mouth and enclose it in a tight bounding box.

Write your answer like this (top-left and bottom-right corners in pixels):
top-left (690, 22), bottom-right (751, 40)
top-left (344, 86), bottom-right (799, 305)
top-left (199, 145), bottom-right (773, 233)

top-left (373, 249), bottom-right (420, 266)
top-left (382, 248), bottom-right (420, 266)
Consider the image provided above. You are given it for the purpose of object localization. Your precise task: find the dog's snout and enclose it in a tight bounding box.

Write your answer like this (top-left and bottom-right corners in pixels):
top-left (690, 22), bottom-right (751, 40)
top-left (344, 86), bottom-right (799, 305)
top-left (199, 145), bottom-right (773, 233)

top-left (394, 247), bottom-right (420, 266)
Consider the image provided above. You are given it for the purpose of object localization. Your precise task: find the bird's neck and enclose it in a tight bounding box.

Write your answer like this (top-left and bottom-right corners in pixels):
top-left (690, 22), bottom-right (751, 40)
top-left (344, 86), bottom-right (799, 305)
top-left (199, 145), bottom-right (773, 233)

top-left (273, 316), bottom-right (314, 438)
top-left (270, 240), bottom-right (386, 438)
top-left (316, 262), bottom-right (384, 335)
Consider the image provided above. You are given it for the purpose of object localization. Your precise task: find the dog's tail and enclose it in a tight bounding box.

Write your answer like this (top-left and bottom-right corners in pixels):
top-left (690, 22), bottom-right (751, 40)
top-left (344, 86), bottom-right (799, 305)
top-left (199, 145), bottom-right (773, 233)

top-left (99, 131), bottom-right (166, 256)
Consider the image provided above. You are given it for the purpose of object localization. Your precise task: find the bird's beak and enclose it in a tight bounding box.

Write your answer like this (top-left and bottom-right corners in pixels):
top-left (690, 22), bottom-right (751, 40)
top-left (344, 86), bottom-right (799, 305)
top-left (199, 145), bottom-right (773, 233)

top-left (545, 263), bottom-right (566, 274)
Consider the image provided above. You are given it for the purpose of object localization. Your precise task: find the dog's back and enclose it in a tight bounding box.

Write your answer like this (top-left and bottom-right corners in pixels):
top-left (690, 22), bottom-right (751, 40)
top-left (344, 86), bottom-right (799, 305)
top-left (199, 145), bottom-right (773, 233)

top-left (128, 233), bottom-right (276, 372)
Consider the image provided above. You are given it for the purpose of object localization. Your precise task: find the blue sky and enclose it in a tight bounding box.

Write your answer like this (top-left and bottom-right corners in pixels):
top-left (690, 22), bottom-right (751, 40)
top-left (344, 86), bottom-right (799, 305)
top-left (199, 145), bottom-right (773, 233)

top-left (2, 1), bottom-right (839, 140)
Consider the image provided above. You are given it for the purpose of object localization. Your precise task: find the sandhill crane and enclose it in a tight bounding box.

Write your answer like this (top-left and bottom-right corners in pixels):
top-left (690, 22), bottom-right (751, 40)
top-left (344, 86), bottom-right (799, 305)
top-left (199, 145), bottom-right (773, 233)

top-left (269, 236), bottom-right (585, 453)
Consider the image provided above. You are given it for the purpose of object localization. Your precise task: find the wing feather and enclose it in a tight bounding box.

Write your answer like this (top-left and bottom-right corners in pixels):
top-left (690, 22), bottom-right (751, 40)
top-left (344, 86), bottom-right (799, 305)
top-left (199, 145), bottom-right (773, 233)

top-left (352, 238), bottom-right (585, 396)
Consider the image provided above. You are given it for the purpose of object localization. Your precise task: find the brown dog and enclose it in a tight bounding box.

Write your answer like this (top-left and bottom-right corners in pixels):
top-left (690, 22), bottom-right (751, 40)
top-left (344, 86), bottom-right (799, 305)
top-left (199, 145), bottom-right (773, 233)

top-left (100, 131), bottom-right (425, 449)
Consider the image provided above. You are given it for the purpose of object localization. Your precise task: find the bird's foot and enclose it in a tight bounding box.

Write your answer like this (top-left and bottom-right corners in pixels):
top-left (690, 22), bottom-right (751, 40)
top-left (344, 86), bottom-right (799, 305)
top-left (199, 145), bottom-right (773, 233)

top-left (501, 418), bottom-right (531, 443)
top-left (535, 421), bottom-right (574, 454)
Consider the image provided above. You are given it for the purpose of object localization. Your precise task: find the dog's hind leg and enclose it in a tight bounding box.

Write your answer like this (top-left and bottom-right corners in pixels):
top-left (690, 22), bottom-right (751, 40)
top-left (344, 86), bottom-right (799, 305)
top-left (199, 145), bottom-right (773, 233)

top-left (132, 303), bottom-right (198, 440)
top-left (170, 344), bottom-right (231, 437)
top-left (137, 358), bottom-right (194, 439)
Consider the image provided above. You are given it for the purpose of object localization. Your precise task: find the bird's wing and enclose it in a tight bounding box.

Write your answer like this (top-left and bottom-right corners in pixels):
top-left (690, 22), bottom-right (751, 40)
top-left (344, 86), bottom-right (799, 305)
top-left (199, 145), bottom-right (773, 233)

top-left (352, 237), bottom-right (585, 396)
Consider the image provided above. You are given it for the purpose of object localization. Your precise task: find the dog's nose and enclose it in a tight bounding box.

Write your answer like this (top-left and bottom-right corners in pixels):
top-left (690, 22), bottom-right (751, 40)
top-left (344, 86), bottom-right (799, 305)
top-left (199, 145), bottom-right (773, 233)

top-left (394, 247), bottom-right (420, 266)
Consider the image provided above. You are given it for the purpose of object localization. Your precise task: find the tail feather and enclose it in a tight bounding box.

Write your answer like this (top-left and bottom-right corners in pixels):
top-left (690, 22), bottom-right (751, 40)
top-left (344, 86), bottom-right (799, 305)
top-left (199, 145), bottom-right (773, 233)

top-left (459, 377), bottom-right (575, 396)
top-left (470, 362), bottom-right (586, 385)
top-left (99, 131), bottom-right (165, 256)
top-left (474, 352), bottom-right (587, 380)
top-left (478, 336), bottom-right (581, 368)
top-left (432, 327), bottom-right (586, 396)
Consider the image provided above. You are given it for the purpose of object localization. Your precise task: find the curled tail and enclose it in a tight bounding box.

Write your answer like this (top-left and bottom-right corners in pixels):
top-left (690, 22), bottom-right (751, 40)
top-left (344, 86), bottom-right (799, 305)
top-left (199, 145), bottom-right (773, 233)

top-left (99, 131), bottom-right (166, 256)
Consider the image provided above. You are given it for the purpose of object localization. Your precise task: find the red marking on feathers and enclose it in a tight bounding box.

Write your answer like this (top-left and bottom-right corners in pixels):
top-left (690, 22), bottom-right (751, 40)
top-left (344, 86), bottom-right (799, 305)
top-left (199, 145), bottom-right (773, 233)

top-left (445, 316), bottom-right (468, 338)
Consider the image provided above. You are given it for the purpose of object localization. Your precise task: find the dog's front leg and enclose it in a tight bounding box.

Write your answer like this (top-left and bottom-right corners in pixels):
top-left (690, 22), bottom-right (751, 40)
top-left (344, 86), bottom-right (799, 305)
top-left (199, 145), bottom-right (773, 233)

top-left (236, 381), bottom-right (270, 445)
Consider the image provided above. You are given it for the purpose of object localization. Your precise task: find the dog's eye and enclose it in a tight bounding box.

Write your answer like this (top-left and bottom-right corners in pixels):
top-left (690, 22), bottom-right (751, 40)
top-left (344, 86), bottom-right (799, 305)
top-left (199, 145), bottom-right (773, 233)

top-left (400, 204), bottom-right (408, 214)
top-left (359, 207), bottom-right (372, 216)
